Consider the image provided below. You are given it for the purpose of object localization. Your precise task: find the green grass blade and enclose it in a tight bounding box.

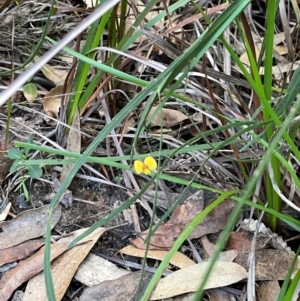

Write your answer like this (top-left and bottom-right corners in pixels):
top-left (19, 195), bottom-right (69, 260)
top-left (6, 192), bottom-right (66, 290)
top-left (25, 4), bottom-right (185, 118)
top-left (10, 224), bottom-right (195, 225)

top-left (283, 267), bottom-right (300, 301)
top-left (277, 246), bottom-right (300, 301)
top-left (275, 67), bottom-right (300, 116)
top-left (68, 13), bottom-right (109, 123)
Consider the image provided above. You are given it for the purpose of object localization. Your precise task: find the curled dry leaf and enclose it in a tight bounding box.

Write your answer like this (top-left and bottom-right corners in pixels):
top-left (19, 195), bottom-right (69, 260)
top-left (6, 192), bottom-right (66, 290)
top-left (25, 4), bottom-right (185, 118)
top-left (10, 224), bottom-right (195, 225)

top-left (34, 56), bottom-right (69, 85)
top-left (189, 199), bottom-right (235, 240)
top-left (192, 112), bottom-right (203, 122)
top-left (146, 106), bottom-right (188, 128)
top-left (43, 85), bottom-right (64, 118)
top-left (131, 191), bottom-right (204, 250)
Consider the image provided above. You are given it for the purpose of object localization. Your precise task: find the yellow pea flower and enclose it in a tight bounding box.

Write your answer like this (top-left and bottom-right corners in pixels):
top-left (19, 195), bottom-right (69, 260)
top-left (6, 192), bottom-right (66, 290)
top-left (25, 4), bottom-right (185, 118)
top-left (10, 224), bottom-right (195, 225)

top-left (134, 156), bottom-right (157, 175)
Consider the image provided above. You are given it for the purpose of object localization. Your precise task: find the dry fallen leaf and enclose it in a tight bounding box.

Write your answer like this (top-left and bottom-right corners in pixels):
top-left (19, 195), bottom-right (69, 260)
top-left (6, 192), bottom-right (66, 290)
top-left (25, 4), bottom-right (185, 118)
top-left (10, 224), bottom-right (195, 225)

top-left (131, 194), bottom-right (204, 249)
top-left (142, 189), bottom-right (181, 209)
top-left (200, 236), bottom-right (238, 262)
top-left (236, 50), bottom-right (300, 75)
top-left (226, 231), bottom-right (269, 252)
top-left (150, 261), bottom-right (247, 300)
top-left (0, 205), bottom-right (61, 249)
top-left (189, 199), bottom-right (235, 239)
top-left (0, 243), bottom-right (68, 301)
top-left (34, 56), bottom-right (68, 85)
top-left (172, 292), bottom-right (196, 301)
top-left (200, 235), bottom-right (215, 259)
top-left (75, 253), bottom-right (130, 287)
top-left (257, 281), bottom-right (280, 301)
top-left (43, 85), bottom-right (64, 118)
top-left (216, 250), bottom-right (238, 262)
top-left (235, 249), bottom-right (300, 280)
top-left (239, 45), bottom-right (288, 66)
top-left (241, 218), bottom-right (292, 252)
top-left (124, 115), bottom-right (136, 134)
top-left (205, 288), bottom-right (231, 301)
top-left (79, 271), bottom-right (153, 301)
top-left (120, 245), bottom-right (195, 269)
top-left (261, 60), bottom-right (300, 75)
top-left (0, 239), bottom-right (44, 266)
top-left (23, 227), bottom-right (106, 301)
top-left (131, 227), bottom-right (176, 250)
top-left (146, 106), bottom-right (188, 128)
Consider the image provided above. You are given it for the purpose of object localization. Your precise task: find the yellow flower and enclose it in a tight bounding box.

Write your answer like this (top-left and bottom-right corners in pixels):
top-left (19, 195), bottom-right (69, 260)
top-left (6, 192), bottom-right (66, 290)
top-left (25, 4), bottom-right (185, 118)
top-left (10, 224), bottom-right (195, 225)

top-left (134, 156), bottom-right (157, 175)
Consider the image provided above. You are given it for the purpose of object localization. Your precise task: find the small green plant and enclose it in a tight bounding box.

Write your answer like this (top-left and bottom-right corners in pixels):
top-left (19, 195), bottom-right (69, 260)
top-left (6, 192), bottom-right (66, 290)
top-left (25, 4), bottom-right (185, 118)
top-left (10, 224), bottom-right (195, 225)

top-left (14, 176), bottom-right (31, 201)
top-left (8, 137), bottom-right (43, 200)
